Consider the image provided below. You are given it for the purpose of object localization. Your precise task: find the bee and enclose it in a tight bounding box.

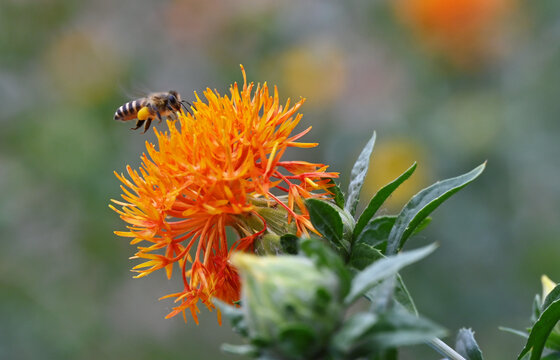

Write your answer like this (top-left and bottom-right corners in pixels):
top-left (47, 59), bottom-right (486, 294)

top-left (114, 91), bottom-right (190, 133)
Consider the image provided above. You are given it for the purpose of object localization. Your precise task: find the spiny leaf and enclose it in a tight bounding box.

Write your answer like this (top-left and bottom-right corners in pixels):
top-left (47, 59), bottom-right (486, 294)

top-left (328, 178), bottom-right (345, 209)
top-left (354, 163), bottom-right (417, 237)
top-left (345, 131), bottom-right (376, 216)
top-left (306, 198), bottom-right (345, 253)
top-left (345, 244), bottom-right (437, 305)
top-left (518, 298), bottom-right (560, 360)
top-left (386, 162), bottom-right (486, 255)
top-left (355, 215), bottom-right (396, 247)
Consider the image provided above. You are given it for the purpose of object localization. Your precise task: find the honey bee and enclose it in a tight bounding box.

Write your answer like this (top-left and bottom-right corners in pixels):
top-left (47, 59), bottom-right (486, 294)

top-left (114, 91), bottom-right (190, 133)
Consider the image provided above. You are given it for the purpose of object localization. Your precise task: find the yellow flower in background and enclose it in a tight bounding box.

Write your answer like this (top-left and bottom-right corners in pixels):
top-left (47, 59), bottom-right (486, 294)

top-left (393, 0), bottom-right (515, 69)
top-left (363, 139), bottom-right (430, 210)
top-left (44, 30), bottom-right (123, 103)
top-left (542, 275), bottom-right (557, 301)
top-left (266, 43), bottom-right (346, 107)
top-left (111, 67), bottom-right (337, 324)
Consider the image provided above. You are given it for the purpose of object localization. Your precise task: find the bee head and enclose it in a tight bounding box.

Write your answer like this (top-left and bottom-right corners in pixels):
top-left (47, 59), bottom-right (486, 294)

top-left (167, 90), bottom-right (182, 111)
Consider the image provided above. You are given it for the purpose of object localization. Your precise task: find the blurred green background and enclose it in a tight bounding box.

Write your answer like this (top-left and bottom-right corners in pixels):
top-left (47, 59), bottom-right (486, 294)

top-left (1, 0), bottom-right (560, 359)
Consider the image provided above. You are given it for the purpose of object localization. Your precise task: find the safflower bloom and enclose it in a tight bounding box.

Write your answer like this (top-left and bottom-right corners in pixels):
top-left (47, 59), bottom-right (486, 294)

top-left (110, 67), bottom-right (338, 324)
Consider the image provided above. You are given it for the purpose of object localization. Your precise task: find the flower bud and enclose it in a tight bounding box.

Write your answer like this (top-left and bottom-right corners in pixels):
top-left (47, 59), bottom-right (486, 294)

top-left (232, 252), bottom-right (344, 358)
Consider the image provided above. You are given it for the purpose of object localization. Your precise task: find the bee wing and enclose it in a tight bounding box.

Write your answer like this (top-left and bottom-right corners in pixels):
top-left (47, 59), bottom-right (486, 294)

top-left (118, 81), bottom-right (153, 100)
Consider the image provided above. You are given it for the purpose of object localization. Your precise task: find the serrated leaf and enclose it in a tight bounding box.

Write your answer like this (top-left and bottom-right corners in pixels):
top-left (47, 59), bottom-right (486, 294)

top-left (456, 328), bottom-right (484, 360)
top-left (299, 237), bottom-right (352, 299)
top-left (386, 162), bottom-right (486, 255)
top-left (354, 163), bottom-right (417, 237)
top-left (345, 131), bottom-right (376, 216)
top-left (345, 244), bottom-right (437, 305)
top-left (518, 298), bottom-right (560, 360)
top-left (306, 198), bottom-right (346, 253)
top-left (328, 178), bottom-right (345, 209)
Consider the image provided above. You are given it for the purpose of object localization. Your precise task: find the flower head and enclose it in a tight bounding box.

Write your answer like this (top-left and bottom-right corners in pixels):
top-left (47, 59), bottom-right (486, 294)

top-left (111, 66), bottom-right (337, 323)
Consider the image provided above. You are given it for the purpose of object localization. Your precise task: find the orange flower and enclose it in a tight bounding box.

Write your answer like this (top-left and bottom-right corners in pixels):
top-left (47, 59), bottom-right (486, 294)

top-left (393, 0), bottom-right (514, 68)
top-left (110, 66), bottom-right (338, 324)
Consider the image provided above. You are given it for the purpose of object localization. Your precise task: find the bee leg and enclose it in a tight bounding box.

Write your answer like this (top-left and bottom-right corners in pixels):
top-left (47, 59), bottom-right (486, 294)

top-left (148, 104), bottom-right (163, 123)
top-left (131, 119), bottom-right (145, 130)
top-left (143, 118), bottom-right (153, 133)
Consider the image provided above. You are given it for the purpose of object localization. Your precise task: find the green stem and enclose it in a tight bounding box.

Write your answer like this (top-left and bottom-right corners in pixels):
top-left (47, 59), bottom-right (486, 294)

top-left (427, 338), bottom-right (466, 360)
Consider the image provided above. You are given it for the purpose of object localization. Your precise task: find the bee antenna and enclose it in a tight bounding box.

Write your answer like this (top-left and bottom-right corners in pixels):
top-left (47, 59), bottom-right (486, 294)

top-left (181, 100), bottom-right (193, 114)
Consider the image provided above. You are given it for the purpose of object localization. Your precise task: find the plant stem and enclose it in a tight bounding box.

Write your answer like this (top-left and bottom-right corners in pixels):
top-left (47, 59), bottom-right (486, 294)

top-left (427, 338), bottom-right (466, 360)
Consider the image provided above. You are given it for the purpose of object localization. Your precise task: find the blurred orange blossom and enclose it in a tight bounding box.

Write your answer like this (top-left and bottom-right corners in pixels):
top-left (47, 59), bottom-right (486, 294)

top-left (110, 66), bottom-right (338, 324)
top-left (393, 0), bottom-right (515, 68)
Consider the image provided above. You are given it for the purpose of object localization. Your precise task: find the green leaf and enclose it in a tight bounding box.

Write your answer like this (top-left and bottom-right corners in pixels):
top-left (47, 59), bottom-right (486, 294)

top-left (349, 242), bottom-right (385, 271)
top-left (359, 308), bottom-right (446, 351)
top-left (350, 242), bottom-right (418, 315)
top-left (299, 237), bottom-right (352, 299)
top-left (367, 276), bottom-right (398, 314)
top-left (280, 234), bottom-right (299, 255)
top-left (412, 217), bottom-right (432, 235)
top-left (328, 178), bottom-right (345, 209)
top-left (533, 294), bottom-right (543, 323)
top-left (213, 299), bottom-right (248, 337)
top-left (354, 163), bottom-right (417, 237)
top-left (393, 275), bottom-right (418, 315)
top-left (356, 215), bottom-right (396, 247)
top-left (277, 323), bottom-right (318, 358)
top-left (499, 326), bottom-right (529, 339)
top-left (331, 312), bottom-right (378, 355)
top-left (345, 244), bottom-right (437, 305)
top-left (221, 343), bottom-right (258, 357)
top-left (345, 131), bottom-right (376, 216)
top-left (305, 198), bottom-right (346, 253)
top-left (456, 328), bottom-right (484, 360)
top-left (547, 332), bottom-right (560, 352)
top-left (386, 162), bottom-right (486, 255)
top-left (543, 284), bottom-right (560, 311)
top-left (518, 298), bottom-right (560, 359)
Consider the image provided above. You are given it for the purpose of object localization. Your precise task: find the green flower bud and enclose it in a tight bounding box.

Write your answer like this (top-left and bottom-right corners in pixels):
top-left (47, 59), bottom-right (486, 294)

top-left (232, 253), bottom-right (344, 359)
top-left (254, 233), bottom-right (283, 255)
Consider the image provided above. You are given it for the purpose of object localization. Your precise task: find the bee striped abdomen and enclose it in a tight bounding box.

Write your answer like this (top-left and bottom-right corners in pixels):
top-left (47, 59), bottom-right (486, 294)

top-left (114, 99), bottom-right (147, 121)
